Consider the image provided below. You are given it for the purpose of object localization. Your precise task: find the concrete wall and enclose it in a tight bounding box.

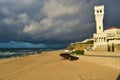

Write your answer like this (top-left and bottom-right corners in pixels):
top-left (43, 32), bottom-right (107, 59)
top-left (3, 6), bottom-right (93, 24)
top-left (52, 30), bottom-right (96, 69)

top-left (84, 51), bottom-right (120, 56)
top-left (94, 45), bottom-right (108, 52)
top-left (84, 51), bottom-right (120, 69)
top-left (79, 55), bottom-right (120, 69)
top-left (93, 44), bottom-right (120, 52)
top-left (114, 44), bottom-right (120, 52)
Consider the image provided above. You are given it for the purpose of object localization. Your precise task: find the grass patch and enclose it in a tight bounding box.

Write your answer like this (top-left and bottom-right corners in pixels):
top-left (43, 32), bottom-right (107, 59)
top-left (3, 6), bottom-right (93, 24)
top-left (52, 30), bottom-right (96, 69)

top-left (71, 50), bottom-right (84, 55)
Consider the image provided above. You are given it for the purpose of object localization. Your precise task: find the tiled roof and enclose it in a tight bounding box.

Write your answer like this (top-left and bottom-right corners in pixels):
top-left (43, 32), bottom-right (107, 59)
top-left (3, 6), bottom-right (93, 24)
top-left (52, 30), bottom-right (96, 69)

top-left (105, 27), bottom-right (120, 30)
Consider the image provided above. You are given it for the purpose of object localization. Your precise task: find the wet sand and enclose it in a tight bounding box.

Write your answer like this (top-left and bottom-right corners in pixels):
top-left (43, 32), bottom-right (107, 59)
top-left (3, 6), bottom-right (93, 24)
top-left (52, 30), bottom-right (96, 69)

top-left (0, 50), bottom-right (119, 80)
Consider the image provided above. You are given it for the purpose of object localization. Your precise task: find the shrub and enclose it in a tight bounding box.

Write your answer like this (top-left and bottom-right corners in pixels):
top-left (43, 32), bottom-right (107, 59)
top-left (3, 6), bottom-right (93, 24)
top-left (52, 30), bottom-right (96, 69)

top-left (71, 50), bottom-right (84, 55)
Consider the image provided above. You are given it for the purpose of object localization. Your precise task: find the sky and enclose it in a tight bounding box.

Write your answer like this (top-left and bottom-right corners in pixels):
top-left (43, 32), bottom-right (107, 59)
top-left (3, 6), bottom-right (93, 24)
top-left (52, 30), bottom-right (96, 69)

top-left (0, 0), bottom-right (120, 48)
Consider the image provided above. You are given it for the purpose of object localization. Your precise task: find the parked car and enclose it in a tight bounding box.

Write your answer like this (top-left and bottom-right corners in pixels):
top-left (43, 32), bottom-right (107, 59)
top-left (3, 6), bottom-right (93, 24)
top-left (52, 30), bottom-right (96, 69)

top-left (60, 53), bottom-right (79, 61)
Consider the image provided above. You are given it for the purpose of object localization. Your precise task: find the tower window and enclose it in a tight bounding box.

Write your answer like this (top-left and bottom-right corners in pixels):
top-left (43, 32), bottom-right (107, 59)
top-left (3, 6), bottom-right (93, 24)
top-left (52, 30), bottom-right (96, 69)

top-left (100, 10), bottom-right (102, 13)
top-left (99, 26), bottom-right (101, 29)
top-left (97, 10), bottom-right (99, 13)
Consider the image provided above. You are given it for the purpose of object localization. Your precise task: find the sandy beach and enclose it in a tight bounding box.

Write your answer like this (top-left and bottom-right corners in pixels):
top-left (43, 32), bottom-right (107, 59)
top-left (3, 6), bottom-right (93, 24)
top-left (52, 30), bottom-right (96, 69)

top-left (0, 50), bottom-right (120, 80)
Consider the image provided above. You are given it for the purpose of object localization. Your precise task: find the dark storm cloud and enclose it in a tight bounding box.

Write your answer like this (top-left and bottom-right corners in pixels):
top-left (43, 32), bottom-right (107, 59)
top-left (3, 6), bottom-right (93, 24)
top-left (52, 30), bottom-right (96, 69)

top-left (0, 0), bottom-right (120, 48)
top-left (0, 41), bottom-right (46, 48)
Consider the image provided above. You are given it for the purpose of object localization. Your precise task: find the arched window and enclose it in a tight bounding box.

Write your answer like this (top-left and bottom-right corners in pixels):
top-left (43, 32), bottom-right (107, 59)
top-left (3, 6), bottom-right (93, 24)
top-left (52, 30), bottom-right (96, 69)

top-left (100, 10), bottom-right (102, 13)
top-left (97, 10), bottom-right (99, 13)
top-left (95, 38), bottom-right (97, 42)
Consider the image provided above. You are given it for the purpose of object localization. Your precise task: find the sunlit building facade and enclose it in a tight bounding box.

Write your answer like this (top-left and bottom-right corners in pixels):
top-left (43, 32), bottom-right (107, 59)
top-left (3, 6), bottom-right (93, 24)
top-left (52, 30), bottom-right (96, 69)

top-left (93, 5), bottom-right (120, 52)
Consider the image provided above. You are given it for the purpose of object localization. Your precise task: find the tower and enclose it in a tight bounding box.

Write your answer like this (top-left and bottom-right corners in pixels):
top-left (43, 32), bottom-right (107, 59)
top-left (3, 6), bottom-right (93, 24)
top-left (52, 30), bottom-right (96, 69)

top-left (93, 5), bottom-right (107, 52)
top-left (94, 5), bottom-right (104, 34)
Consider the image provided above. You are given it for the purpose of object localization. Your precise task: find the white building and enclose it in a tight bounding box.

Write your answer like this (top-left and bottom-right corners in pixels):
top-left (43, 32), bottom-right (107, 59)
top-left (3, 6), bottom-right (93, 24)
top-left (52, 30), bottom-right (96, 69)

top-left (93, 5), bottom-right (120, 52)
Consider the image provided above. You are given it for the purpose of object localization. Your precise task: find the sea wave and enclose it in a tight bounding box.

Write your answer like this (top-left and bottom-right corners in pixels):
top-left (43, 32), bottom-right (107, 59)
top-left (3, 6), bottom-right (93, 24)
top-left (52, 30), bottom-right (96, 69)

top-left (0, 48), bottom-right (58, 59)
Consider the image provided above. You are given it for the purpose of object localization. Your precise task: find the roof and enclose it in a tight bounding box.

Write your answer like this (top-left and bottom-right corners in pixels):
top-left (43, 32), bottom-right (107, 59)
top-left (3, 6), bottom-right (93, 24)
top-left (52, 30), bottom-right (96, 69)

top-left (105, 27), bottom-right (120, 30)
top-left (88, 38), bottom-right (94, 40)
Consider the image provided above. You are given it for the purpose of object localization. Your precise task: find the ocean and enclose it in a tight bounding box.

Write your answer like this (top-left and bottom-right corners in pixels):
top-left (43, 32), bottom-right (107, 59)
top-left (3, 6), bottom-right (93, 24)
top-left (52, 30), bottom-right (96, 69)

top-left (0, 48), bottom-right (61, 59)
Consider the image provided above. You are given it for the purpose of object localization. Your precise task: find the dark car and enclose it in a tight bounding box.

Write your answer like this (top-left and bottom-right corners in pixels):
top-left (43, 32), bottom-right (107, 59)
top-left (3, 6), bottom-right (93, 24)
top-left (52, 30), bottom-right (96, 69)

top-left (60, 53), bottom-right (79, 61)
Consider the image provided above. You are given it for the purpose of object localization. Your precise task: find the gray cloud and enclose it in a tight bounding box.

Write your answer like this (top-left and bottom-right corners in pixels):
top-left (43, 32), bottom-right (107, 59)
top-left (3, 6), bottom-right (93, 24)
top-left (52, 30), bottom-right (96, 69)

top-left (0, 0), bottom-right (120, 48)
top-left (23, 0), bottom-right (97, 41)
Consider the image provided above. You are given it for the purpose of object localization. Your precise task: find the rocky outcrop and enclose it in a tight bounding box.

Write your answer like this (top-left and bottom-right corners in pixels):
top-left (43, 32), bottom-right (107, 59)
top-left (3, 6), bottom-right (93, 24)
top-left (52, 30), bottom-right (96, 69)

top-left (66, 40), bottom-right (93, 51)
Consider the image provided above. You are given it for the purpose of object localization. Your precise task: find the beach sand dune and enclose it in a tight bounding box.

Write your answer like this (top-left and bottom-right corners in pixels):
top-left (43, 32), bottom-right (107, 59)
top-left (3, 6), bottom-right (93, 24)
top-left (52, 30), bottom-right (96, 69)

top-left (0, 50), bottom-right (119, 80)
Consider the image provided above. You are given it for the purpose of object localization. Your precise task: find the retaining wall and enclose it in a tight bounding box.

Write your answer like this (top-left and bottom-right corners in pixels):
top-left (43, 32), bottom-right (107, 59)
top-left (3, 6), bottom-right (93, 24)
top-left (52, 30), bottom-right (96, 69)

top-left (79, 52), bottom-right (120, 69)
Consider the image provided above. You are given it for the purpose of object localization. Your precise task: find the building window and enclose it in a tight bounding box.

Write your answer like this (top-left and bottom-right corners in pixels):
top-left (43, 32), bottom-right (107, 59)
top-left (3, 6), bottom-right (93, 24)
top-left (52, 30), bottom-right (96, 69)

top-left (100, 10), bottom-right (102, 13)
top-left (99, 26), bottom-right (101, 29)
top-left (97, 10), bottom-right (99, 13)
top-left (95, 38), bottom-right (97, 42)
top-left (104, 37), bottom-right (106, 41)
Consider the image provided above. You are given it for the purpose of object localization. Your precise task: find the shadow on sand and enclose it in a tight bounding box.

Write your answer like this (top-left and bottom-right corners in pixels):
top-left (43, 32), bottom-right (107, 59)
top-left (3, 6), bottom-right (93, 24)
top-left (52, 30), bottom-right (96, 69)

top-left (116, 74), bottom-right (120, 80)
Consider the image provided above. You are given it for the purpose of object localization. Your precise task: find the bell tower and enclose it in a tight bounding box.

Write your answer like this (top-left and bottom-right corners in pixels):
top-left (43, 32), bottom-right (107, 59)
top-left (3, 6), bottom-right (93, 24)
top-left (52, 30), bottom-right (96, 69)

top-left (94, 5), bottom-right (104, 34)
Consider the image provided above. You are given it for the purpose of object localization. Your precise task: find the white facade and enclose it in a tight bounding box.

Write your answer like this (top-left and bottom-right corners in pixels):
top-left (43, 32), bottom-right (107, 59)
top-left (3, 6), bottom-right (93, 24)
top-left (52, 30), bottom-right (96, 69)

top-left (93, 5), bottom-right (120, 52)
top-left (104, 28), bottom-right (120, 39)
